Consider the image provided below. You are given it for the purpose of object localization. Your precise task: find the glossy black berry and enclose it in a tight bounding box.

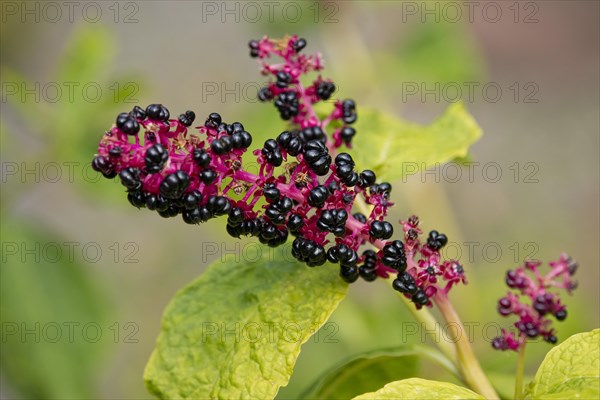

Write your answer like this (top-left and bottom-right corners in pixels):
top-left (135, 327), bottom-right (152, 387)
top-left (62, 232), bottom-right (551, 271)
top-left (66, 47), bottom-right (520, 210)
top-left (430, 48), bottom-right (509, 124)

top-left (231, 131), bottom-right (252, 149)
top-left (119, 167), bottom-right (142, 190)
top-left (300, 126), bottom-right (326, 144)
top-left (340, 126), bottom-right (356, 144)
top-left (108, 146), bottom-right (122, 158)
top-left (308, 185), bottom-right (330, 208)
top-left (412, 289), bottom-right (429, 306)
top-left (340, 266), bottom-right (359, 283)
top-left (427, 230), bottom-right (448, 251)
top-left (393, 271), bottom-right (418, 294)
top-left (555, 309), bottom-right (567, 321)
top-left (92, 156), bottom-right (110, 173)
top-left (146, 104), bottom-right (170, 121)
top-left (353, 213), bottom-right (367, 224)
top-left (248, 39), bottom-right (260, 58)
top-left (317, 209), bottom-right (348, 237)
top-left (544, 334), bottom-right (558, 344)
top-left (199, 169), bottom-right (217, 184)
top-left (265, 197), bottom-right (293, 225)
top-left (205, 112), bottom-right (222, 129)
top-left (370, 182), bottom-right (392, 197)
top-left (304, 140), bottom-right (331, 176)
top-left (342, 99), bottom-right (357, 124)
top-left (291, 237), bottom-right (326, 267)
top-left (262, 183), bottom-right (281, 202)
top-left (146, 194), bottom-right (169, 211)
top-left (274, 91), bottom-right (299, 120)
top-left (369, 220), bottom-right (394, 240)
top-left (293, 38), bottom-right (307, 53)
top-left (178, 110), bottom-right (196, 127)
top-left (182, 206), bottom-right (211, 224)
top-left (145, 144), bottom-right (168, 173)
top-left (116, 112), bottom-right (140, 135)
top-left (381, 240), bottom-right (407, 271)
top-left (211, 136), bottom-right (233, 155)
top-left (127, 190), bottom-right (146, 209)
top-left (316, 81), bottom-right (336, 100)
top-left (359, 170), bottom-right (376, 187)
top-left (286, 214), bottom-right (304, 233)
top-left (327, 244), bottom-right (358, 268)
top-left (159, 170), bottom-right (190, 199)
top-left (276, 71), bottom-right (292, 88)
top-left (131, 106), bottom-right (146, 120)
top-left (258, 87), bottom-right (274, 102)
top-left (181, 190), bottom-right (202, 210)
top-left (205, 195), bottom-right (231, 216)
top-left (192, 148), bottom-right (211, 167)
top-left (277, 131), bottom-right (303, 156)
top-left (358, 249), bottom-right (379, 281)
top-left (262, 139), bottom-right (283, 166)
top-left (227, 207), bottom-right (244, 226)
top-left (335, 153), bottom-right (359, 186)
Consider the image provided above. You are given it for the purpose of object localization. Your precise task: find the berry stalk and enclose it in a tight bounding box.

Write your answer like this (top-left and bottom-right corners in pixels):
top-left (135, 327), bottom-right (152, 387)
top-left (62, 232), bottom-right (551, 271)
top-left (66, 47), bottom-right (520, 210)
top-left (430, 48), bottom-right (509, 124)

top-left (435, 292), bottom-right (499, 399)
top-left (514, 341), bottom-right (527, 400)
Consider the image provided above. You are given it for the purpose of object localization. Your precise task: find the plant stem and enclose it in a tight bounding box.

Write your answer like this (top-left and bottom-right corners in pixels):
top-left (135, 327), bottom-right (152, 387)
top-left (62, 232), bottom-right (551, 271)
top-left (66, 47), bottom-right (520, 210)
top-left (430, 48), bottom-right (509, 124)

top-left (514, 341), bottom-right (527, 400)
top-left (434, 292), bottom-right (498, 399)
top-left (385, 278), bottom-right (459, 366)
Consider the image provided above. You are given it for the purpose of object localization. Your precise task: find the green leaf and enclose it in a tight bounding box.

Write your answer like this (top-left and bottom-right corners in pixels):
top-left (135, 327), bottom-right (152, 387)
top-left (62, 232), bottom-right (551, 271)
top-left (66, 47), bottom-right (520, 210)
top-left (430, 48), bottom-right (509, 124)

top-left (352, 378), bottom-right (484, 399)
top-left (526, 329), bottom-right (599, 399)
top-left (144, 247), bottom-right (348, 399)
top-left (348, 102), bottom-right (482, 182)
top-left (301, 345), bottom-right (461, 400)
top-left (0, 221), bottom-right (108, 399)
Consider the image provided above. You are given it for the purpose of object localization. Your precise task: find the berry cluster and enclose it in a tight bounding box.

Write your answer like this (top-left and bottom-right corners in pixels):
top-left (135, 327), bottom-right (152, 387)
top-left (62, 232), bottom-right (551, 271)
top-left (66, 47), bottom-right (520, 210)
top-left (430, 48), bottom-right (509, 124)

top-left (492, 254), bottom-right (578, 351)
top-left (91, 35), bottom-right (466, 298)
top-left (390, 216), bottom-right (466, 308)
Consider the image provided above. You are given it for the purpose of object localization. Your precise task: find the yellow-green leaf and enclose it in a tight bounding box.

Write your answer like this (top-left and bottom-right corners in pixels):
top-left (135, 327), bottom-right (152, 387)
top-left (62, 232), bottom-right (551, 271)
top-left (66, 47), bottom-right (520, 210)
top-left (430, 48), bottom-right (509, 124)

top-left (526, 329), bottom-right (600, 399)
top-left (348, 102), bottom-right (482, 182)
top-left (352, 378), bottom-right (484, 399)
top-left (144, 247), bottom-right (348, 399)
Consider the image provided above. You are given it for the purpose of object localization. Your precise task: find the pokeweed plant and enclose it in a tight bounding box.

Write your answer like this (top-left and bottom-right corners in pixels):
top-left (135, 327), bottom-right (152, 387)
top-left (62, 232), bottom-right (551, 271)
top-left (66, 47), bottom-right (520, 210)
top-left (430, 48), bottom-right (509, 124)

top-left (91, 35), bottom-right (598, 399)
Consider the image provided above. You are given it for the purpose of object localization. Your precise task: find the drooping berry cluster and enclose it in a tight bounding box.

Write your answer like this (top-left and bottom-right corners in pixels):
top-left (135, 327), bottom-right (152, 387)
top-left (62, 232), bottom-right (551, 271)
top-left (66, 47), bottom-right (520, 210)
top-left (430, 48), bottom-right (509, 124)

top-left (492, 254), bottom-right (578, 351)
top-left (390, 216), bottom-right (467, 308)
top-left (91, 35), bottom-right (465, 295)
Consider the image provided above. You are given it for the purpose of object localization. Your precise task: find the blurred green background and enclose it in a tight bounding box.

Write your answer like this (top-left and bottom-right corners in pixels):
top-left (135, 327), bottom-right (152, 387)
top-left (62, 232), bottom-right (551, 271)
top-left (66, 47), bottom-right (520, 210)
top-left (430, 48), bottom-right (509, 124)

top-left (1, 1), bottom-right (598, 399)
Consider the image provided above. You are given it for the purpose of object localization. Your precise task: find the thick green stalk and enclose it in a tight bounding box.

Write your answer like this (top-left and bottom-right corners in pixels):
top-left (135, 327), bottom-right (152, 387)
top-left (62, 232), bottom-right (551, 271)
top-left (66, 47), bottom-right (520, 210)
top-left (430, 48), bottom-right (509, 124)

top-left (434, 292), bottom-right (498, 399)
top-left (514, 341), bottom-right (527, 399)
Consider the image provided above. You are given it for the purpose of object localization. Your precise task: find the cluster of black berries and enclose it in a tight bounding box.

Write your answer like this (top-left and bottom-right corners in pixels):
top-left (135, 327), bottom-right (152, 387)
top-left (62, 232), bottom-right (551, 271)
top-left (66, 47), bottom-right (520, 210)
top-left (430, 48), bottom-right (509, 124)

top-left (393, 271), bottom-right (428, 306)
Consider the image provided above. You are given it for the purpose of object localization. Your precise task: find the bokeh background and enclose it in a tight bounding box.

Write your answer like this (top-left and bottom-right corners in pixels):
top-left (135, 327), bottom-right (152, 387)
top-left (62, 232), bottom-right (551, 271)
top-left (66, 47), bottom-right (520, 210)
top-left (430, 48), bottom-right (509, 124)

top-left (1, 1), bottom-right (598, 399)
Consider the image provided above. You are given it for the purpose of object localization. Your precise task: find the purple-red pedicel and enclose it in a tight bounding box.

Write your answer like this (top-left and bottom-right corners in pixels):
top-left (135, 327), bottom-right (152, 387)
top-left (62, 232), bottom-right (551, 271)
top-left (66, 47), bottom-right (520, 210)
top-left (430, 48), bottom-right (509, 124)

top-left (492, 254), bottom-right (578, 351)
top-left (91, 36), bottom-right (464, 300)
